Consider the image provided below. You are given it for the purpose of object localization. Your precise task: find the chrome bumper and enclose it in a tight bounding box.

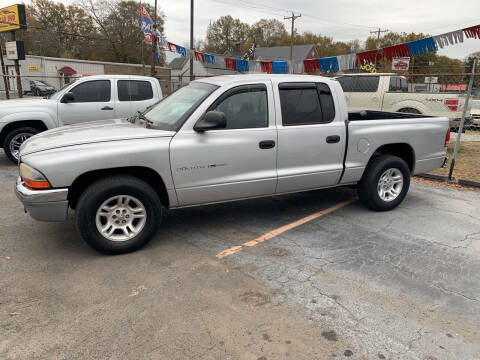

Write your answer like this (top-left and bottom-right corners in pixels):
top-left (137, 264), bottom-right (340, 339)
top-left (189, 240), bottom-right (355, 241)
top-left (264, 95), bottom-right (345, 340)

top-left (15, 177), bottom-right (69, 221)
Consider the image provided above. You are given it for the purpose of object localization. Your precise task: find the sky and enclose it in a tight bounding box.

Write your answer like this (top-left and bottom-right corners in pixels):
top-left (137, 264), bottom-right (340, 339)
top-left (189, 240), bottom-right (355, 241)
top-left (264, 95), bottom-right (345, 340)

top-left (3, 0), bottom-right (480, 62)
top-left (155, 0), bottom-right (480, 62)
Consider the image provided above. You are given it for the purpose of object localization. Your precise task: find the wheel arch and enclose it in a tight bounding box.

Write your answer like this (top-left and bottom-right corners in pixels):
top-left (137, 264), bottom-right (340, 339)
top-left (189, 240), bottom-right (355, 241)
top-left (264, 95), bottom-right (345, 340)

top-left (0, 120), bottom-right (48, 147)
top-left (68, 167), bottom-right (170, 210)
top-left (367, 143), bottom-right (416, 173)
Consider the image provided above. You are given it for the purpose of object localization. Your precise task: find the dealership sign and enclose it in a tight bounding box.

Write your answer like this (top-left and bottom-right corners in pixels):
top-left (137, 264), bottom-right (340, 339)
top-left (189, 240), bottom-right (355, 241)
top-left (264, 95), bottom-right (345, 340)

top-left (0, 4), bottom-right (27, 32)
top-left (392, 57), bottom-right (410, 71)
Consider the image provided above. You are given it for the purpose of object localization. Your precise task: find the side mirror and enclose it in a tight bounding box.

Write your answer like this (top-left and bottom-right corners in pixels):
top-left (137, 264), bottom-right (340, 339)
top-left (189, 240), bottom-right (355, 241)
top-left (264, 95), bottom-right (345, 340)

top-left (194, 111), bottom-right (227, 132)
top-left (61, 92), bottom-right (74, 103)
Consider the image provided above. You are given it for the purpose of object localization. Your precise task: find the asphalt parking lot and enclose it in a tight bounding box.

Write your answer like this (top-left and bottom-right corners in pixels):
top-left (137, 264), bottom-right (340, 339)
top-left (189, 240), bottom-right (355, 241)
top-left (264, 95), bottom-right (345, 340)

top-left (1, 152), bottom-right (480, 360)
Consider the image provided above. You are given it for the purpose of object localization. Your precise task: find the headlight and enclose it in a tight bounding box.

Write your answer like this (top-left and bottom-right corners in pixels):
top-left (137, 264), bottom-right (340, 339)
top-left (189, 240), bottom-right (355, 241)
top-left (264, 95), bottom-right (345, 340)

top-left (19, 163), bottom-right (51, 189)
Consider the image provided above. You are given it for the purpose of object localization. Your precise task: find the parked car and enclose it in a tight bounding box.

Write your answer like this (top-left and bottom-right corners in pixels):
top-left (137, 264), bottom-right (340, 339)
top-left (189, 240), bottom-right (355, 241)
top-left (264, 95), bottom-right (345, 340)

top-left (15, 74), bottom-right (449, 254)
top-left (0, 75), bottom-right (163, 163)
top-left (28, 80), bottom-right (56, 97)
top-left (335, 73), bottom-right (472, 131)
top-left (471, 99), bottom-right (480, 130)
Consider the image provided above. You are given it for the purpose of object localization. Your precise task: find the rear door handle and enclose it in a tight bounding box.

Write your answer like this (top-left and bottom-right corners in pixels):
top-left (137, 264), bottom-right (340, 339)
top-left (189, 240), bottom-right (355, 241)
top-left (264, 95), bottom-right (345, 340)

top-left (326, 135), bottom-right (340, 144)
top-left (259, 140), bottom-right (275, 149)
top-left (101, 106), bottom-right (114, 110)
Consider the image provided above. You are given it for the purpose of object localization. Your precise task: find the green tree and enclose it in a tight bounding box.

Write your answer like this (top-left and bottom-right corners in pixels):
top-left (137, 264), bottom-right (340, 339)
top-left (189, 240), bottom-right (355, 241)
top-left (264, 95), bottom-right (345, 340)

top-left (81, 0), bottom-right (165, 64)
top-left (204, 16), bottom-right (250, 54)
top-left (464, 52), bottom-right (480, 87)
top-left (249, 19), bottom-right (286, 48)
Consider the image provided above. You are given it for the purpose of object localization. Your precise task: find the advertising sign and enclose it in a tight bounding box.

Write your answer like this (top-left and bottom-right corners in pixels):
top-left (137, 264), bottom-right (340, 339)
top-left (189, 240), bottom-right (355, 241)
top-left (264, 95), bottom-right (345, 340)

top-left (392, 57), bottom-right (410, 71)
top-left (28, 65), bottom-right (40, 72)
top-left (6, 41), bottom-right (25, 60)
top-left (424, 76), bottom-right (438, 84)
top-left (0, 4), bottom-right (27, 32)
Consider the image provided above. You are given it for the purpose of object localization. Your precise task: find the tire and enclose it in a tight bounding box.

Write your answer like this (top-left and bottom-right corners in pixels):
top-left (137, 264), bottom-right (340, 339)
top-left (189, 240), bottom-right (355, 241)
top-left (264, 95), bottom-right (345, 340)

top-left (3, 127), bottom-right (40, 164)
top-left (358, 155), bottom-right (410, 211)
top-left (75, 176), bottom-right (162, 254)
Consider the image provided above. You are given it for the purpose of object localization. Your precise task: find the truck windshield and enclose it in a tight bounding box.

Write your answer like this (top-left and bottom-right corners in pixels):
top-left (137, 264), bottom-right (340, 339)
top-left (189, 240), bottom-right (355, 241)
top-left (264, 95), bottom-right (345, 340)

top-left (143, 82), bottom-right (218, 131)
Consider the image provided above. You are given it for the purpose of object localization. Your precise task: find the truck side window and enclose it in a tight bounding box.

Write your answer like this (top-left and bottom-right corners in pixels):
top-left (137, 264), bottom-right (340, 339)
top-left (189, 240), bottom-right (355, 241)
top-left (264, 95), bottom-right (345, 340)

top-left (118, 80), bottom-right (153, 101)
top-left (210, 85), bottom-right (268, 129)
top-left (337, 76), bottom-right (355, 92)
top-left (69, 80), bottom-right (111, 102)
top-left (279, 82), bottom-right (335, 125)
top-left (356, 76), bottom-right (379, 92)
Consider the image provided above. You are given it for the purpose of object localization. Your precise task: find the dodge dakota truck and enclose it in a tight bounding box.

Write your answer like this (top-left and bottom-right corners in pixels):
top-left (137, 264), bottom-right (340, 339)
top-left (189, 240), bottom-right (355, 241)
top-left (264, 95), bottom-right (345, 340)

top-left (0, 75), bottom-right (162, 163)
top-left (15, 74), bottom-right (450, 254)
top-left (335, 73), bottom-right (472, 131)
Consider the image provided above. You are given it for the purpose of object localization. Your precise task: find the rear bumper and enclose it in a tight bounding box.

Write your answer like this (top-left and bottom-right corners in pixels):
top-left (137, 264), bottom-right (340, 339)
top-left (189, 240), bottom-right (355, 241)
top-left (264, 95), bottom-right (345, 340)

top-left (15, 177), bottom-right (69, 222)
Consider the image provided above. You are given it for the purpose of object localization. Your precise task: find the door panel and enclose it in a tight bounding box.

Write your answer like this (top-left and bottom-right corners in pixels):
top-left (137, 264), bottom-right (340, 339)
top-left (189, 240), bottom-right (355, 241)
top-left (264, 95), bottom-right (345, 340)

top-left (58, 80), bottom-right (115, 125)
top-left (275, 82), bottom-right (346, 193)
top-left (115, 79), bottom-right (156, 118)
top-left (170, 128), bottom-right (277, 205)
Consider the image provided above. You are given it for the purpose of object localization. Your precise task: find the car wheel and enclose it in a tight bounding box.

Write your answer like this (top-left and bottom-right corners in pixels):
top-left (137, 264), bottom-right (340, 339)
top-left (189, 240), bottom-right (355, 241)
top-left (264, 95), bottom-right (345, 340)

top-left (358, 155), bottom-right (410, 211)
top-left (76, 176), bottom-right (162, 254)
top-left (34, 88), bottom-right (40, 96)
top-left (398, 108), bottom-right (421, 115)
top-left (3, 127), bottom-right (39, 164)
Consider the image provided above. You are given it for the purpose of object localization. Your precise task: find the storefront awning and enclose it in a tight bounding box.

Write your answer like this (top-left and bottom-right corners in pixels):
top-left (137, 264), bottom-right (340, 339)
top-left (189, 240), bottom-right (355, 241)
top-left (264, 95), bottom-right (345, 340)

top-left (59, 66), bottom-right (77, 75)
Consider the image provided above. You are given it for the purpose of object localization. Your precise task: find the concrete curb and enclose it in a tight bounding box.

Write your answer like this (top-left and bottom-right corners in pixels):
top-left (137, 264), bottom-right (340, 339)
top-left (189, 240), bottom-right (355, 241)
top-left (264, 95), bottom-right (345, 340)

top-left (416, 173), bottom-right (450, 182)
top-left (458, 178), bottom-right (480, 188)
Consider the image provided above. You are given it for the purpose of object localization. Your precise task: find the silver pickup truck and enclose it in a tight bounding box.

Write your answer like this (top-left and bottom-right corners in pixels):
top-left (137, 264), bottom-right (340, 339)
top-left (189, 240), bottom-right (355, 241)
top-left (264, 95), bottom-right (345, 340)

top-left (15, 74), bottom-right (450, 254)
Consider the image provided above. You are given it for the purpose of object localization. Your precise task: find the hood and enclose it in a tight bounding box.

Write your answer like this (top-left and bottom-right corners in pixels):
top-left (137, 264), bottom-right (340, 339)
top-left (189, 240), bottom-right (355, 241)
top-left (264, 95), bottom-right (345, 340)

top-left (20, 119), bottom-right (175, 156)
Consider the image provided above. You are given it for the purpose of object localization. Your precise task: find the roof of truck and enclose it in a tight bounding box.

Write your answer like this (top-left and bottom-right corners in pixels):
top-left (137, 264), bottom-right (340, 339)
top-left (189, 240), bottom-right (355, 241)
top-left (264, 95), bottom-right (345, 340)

top-left (195, 74), bottom-right (337, 86)
top-left (76, 74), bottom-right (157, 80)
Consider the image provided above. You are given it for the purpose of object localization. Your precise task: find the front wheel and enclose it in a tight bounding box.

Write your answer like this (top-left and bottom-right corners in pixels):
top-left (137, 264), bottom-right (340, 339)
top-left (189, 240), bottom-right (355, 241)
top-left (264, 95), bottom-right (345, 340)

top-left (358, 155), bottom-right (410, 211)
top-left (3, 127), bottom-right (39, 164)
top-left (76, 176), bottom-right (162, 254)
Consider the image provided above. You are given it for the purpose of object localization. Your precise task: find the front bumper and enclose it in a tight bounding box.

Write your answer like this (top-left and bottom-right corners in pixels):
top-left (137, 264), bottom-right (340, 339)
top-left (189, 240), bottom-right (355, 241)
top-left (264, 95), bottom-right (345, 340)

top-left (15, 177), bottom-right (69, 221)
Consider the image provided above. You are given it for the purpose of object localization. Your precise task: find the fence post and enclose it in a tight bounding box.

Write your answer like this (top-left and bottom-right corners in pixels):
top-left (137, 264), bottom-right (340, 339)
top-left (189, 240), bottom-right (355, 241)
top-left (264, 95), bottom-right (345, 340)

top-left (448, 57), bottom-right (477, 181)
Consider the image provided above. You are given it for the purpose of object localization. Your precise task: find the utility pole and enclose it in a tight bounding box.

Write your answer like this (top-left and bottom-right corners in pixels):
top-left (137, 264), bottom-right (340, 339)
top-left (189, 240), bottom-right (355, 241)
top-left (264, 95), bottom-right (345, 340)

top-left (284, 12), bottom-right (301, 70)
top-left (370, 28), bottom-right (389, 49)
top-left (189, 0), bottom-right (194, 81)
top-left (150, 0), bottom-right (157, 77)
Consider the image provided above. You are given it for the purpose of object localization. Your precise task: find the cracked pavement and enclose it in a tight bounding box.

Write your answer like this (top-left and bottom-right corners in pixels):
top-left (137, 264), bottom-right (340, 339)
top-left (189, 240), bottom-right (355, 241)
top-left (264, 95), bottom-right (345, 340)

top-left (1, 151), bottom-right (480, 359)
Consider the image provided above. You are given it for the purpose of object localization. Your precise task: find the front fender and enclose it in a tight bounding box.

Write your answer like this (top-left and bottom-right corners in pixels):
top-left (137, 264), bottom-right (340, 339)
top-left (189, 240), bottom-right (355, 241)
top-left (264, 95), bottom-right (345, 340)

top-left (0, 110), bottom-right (58, 129)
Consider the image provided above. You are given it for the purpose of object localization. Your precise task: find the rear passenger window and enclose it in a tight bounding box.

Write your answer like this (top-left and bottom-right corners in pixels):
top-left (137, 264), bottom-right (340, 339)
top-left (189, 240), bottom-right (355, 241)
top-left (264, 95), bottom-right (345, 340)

top-left (118, 80), bottom-right (153, 101)
top-left (356, 76), bottom-right (379, 92)
top-left (279, 83), bottom-right (335, 126)
top-left (337, 77), bottom-right (355, 92)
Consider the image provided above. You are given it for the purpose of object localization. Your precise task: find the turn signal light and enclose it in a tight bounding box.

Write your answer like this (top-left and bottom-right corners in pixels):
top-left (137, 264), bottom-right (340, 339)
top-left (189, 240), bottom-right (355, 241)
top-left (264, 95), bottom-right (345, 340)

top-left (19, 163), bottom-right (51, 190)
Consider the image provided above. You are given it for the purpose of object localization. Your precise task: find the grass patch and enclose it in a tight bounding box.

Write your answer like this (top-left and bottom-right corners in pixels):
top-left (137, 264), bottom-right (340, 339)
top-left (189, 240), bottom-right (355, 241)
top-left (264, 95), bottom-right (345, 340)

top-left (433, 141), bottom-right (480, 180)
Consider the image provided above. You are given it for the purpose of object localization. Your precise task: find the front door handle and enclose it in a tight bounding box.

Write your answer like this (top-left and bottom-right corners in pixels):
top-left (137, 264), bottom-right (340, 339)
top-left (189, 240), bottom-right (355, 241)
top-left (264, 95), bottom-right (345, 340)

top-left (101, 106), bottom-right (114, 110)
top-left (326, 135), bottom-right (340, 144)
top-left (259, 140), bottom-right (276, 149)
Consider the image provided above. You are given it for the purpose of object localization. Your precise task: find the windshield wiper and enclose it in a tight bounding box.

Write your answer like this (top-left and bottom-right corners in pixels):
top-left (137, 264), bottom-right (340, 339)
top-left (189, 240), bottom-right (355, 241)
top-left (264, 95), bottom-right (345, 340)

top-left (128, 111), bottom-right (154, 127)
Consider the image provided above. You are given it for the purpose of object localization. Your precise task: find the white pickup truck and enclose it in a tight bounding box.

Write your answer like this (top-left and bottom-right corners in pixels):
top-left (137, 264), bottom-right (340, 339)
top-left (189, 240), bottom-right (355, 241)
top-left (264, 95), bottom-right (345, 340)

top-left (336, 73), bottom-right (472, 130)
top-left (15, 74), bottom-right (450, 254)
top-left (0, 75), bottom-right (163, 163)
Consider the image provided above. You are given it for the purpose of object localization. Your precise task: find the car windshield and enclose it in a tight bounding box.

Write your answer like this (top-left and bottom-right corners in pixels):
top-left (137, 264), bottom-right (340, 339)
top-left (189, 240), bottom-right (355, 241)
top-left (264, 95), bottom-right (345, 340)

top-left (143, 82), bottom-right (218, 131)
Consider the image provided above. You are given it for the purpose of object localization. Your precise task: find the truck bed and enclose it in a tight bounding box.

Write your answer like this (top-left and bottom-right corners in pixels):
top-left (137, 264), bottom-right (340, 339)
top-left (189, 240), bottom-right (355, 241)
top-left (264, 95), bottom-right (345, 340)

top-left (348, 110), bottom-right (433, 121)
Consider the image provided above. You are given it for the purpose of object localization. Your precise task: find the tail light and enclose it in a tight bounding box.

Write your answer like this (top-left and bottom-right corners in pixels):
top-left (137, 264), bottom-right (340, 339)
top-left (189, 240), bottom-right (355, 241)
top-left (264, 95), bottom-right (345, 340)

top-left (444, 128), bottom-right (450, 147)
top-left (445, 99), bottom-right (459, 112)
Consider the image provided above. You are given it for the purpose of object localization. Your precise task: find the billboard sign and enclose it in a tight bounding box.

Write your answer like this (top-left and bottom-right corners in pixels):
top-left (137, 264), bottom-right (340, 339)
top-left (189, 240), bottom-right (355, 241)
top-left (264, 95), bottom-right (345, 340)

top-left (0, 4), bottom-right (27, 32)
top-left (392, 57), bottom-right (410, 71)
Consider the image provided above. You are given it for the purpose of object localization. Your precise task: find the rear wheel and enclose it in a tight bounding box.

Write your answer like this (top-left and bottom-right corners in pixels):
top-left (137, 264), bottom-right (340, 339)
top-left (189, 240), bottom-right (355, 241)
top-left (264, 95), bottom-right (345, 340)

top-left (358, 155), bottom-right (410, 211)
top-left (76, 176), bottom-right (162, 254)
top-left (3, 127), bottom-right (39, 164)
